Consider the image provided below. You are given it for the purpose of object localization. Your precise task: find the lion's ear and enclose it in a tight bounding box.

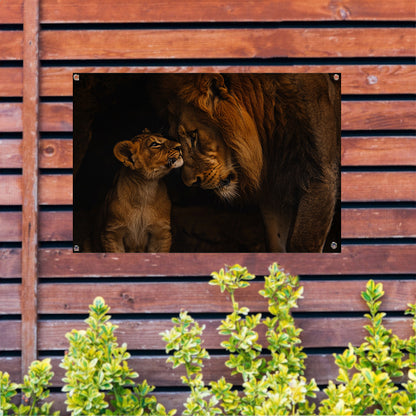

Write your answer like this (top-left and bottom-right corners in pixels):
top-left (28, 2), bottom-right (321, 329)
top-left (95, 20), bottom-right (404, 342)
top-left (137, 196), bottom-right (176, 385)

top-left (113, 141), bottom-right (135, 168)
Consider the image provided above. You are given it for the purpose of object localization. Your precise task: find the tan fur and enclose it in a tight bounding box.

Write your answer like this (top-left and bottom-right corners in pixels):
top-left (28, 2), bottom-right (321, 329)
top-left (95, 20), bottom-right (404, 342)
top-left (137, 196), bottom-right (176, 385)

top-left (100, 131), bottom-right (183, 252)
top-left (151, 74), bottom-right (340, 252)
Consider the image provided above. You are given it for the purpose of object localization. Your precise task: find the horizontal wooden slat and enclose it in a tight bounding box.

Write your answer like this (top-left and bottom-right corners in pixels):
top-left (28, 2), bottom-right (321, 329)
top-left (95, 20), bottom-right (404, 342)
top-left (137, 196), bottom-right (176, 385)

top-left (0, 321), bottom-right (20, 350)
top-left (342, 208), bottom-right (416, 238)
top-left (0, 245), bottom-right (413, 278)
top-left (37, 317), bottom-right (413, 351)
top-left (1, 208), bottom-right (415, 242)
top-left (40, 29), bottom-right (415, 60)
top-left (2, 0), bottom-right (415, 24)
top-left (1, 101), bottom-right (414, 132)
top-left (0, 32), bottom-right (22, 60)
top-left (342, 137), bottom-right (416, 166)
top-left (0, 139), bottom-right (73, 168)
top-left (37, 280), bottom-right (416, 314)
top-left (0, 174), bottom-right (72, 205)
top-left (3, 137), bottom-right (415, 169)
top-left (342, 100), bottom-right (416, 130)
top-left (1, 352), bottom-right (407, 389)
top-left (341, 172), bottom-right (416, 202)
top-left (40, 0), bottom-right (416, 23)
top-left (0, 66), bottom-right (414, 97)
top-left (0, 284), bottom-right (21, 314)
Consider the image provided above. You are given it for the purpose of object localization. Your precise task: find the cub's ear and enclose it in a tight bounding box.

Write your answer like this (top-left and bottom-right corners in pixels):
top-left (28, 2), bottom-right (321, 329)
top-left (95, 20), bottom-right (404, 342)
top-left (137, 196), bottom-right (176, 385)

top-left (113, 141), bottom-right (135, 168)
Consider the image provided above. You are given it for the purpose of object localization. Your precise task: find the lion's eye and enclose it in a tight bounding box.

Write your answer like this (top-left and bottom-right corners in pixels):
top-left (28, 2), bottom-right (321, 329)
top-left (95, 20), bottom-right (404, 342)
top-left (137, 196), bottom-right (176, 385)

top-left (149, 141), bottom-right (161, 148)
top-left (190, 130), bottom-right (198, 147)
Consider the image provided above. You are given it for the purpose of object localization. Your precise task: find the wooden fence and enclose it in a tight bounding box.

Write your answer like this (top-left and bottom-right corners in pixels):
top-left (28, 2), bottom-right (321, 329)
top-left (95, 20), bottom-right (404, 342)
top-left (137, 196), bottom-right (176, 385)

top-left (0, 0), bottom-right (415, 413)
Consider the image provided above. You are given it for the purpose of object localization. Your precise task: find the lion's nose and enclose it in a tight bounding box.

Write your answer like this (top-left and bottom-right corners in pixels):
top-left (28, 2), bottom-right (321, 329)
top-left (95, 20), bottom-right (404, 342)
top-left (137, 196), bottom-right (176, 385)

top-left (167, 157), bottom-right (176, 167)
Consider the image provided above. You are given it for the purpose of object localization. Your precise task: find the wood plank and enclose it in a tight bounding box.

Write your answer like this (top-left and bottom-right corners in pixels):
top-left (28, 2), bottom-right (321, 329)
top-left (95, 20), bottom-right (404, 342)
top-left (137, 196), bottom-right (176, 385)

top-left (3, 101), bottom-right (415, 133)
top-left (0, 321), bottom-right (21, 350)
top-left (0, 31), bottom-right (22, 60)
top-left (39, 0), bottom-right (415, 23)
top-left (37, 280), bottom-right (416, 314)
top-left (31, 245), bottom-right (416, 277)
top-left (342, 101), bottom-right (416, 130)
top-left (342, 208), bottom-right (416, 238)
top-left (38, 65), bottom-right (416, 96)
top-left (1, 67), bottom-right (414, 97)
top-left (0, 0), bottom-right (23, 24)
top-left (0, 103), bottom-right (22, 132)
top-left (0, 284), bottom-right (21, 314)
top-left (3, 137), bottom-right (415, 170)
top-left (40, 28), bottom-right (415, 60)
top-left (2, 246), bottom-right (414, 279)
top-left (342, 172), bottom-right (416, 202)
top-left (0, 68), bottom-right (22, 97)
top-left (0, 139), bottom-right (73, 169)
top-left (37, 317), bottom-right (413, 351)
top-left (342, 137), bottom-right (416, 166)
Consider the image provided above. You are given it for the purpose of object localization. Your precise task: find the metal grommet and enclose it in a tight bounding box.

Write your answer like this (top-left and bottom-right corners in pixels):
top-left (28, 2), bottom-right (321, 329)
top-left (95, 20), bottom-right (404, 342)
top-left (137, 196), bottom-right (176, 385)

top-left (73, 74), bottom-right (80, 81)
top-left (74, 244), bottom-right (80, 252)
top-left (330, 242), bottom-right (338, 250)
top-left (333, 74), bottom-right (340, 81)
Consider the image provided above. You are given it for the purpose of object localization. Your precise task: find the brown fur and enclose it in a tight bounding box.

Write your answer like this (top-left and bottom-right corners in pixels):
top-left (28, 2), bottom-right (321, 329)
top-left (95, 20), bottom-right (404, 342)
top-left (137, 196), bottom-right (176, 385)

top-left (151, 74), bottom-right (340, 252)
top-left (99, 130), bottom-right (183, 252)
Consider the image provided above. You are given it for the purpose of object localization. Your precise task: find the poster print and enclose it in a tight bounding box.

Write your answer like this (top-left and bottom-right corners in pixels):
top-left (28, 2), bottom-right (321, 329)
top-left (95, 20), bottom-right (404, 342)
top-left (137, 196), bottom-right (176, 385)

top-left (73, 73), bottom-right (341, 253)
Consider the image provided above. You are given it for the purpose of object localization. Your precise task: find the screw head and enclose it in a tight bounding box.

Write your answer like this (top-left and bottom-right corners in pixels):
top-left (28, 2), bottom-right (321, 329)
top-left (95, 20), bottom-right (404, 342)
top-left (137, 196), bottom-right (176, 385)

top-left (73, 74), bottom-right (80, 81)
top-left (330, 241), bottom-right (338, 250)
top-left (333, 74), bottom-right (340, 81)
top-left (74, 244), bottom-right (80, 252)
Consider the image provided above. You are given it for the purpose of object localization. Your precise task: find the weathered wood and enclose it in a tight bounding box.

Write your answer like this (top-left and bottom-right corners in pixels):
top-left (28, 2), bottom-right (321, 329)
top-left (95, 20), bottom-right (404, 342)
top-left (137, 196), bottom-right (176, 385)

top-left (0, 31), bottom-right (22, 60)
top-left (342, 208), bottom-right (416, 238)
top-left (1, 172), bottom-right (415, 206)
top-left (0, 68), bottom-right (23, 96)
top-left (0, 284), bottom-right (21, 314)
top-left (38, 0), bottom-right (415, 23)
top-left (3, 0), bottom-right (415, 24)
top-left (35, 65), bottom-right (416, 96)
top-left (21, 0), bottom-right (40, 377)
top-left (342, 101), bottom-right (416, 130)
top-left (1, 246), bottom-right (414, 279)
top-left (40, 28), bottom-right (415, 60)
top-left (342, 137), bottom-right (416, 166)
top-left (37, 280), bottom-right (416, 314)
top-left (342, 172), bottom-right (416, 202)
top-left (2, 101), bottom-right (415, 132)
top-left (35, 317), bottom-right (413, 351)
top-left (0, 321), bottom-right (21, 350)
top-left (0, 139), bottom-right (73, 169)
top-left (37, 245), bottom-right (416, 277)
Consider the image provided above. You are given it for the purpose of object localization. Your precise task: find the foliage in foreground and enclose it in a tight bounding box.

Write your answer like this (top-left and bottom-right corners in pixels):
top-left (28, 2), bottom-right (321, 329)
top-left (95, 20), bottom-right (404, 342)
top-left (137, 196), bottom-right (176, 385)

top-left (0, 263), bottom-right (414, 416)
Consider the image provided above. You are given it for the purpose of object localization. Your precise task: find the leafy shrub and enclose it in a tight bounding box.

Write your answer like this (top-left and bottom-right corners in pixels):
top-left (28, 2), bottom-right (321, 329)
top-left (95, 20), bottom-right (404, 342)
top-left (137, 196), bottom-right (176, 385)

top-left (60, 296), bottom-right (174, 416)
top-left (162, 263), bottom-right (415, 416)
top-left (0, 264), bottom-right (414, 416)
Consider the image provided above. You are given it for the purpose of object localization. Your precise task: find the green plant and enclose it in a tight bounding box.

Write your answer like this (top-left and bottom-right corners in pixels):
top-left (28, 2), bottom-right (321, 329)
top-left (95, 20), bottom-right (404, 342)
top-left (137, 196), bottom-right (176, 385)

top-left (319, 280), bottom-right (416, 416)
top-left (162, 263), bottom-right (318, 416)
top-left (0, 358), bottom-right (58, 416)
top-left (60, 296), bottom-right (175, 416)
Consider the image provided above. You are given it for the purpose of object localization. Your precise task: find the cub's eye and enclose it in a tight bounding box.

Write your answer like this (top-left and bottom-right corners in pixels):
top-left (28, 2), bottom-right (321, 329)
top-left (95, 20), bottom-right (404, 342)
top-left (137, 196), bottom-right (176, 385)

top-left (149, 141), bottom-right (161, 148)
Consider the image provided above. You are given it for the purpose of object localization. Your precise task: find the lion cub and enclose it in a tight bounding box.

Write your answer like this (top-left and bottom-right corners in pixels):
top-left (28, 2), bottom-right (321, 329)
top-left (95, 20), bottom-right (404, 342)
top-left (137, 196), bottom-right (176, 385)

top-left (101, 130), bottom-right (183, 252)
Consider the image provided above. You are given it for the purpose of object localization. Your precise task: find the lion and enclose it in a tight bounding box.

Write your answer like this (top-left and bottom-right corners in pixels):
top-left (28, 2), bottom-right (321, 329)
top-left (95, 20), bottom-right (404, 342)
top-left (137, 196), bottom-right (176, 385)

top-left (99, 130), bottom-right (183, 252)
top-left (151, 74), bottom-right (340, 252)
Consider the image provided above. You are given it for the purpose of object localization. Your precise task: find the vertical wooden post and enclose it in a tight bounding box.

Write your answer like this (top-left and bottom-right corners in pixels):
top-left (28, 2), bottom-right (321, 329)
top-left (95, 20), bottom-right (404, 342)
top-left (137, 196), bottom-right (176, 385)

top-left (21, 0), bottom-right (40, 376)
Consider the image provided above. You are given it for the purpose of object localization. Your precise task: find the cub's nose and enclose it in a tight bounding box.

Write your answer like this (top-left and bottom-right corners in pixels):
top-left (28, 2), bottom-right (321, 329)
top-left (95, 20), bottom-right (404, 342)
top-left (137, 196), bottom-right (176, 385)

top-left (168, 157), bottom-right (176, 167)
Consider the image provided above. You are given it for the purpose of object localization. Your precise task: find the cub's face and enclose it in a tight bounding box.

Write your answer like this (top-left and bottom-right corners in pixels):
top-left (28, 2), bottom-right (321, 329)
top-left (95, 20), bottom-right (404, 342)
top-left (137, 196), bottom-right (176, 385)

top-left (114, 132), bottom-right (183, 179)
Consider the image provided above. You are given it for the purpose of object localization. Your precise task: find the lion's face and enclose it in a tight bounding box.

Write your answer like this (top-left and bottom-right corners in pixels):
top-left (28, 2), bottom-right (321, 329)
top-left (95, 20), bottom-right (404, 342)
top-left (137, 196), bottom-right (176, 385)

top-left (113, 131), bottom-right (183, 179)
top-left (173, 104), bottom-right (239, 200)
